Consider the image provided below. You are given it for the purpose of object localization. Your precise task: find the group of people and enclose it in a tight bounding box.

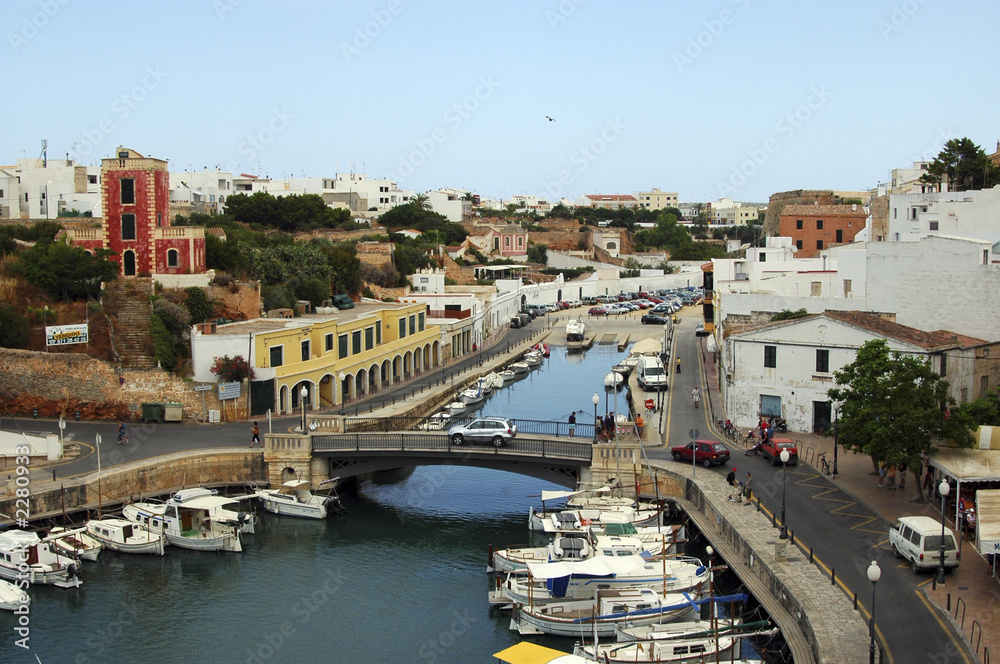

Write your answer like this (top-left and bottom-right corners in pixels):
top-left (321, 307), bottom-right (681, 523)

top-left (725, 467), bottom-right (753, 505)
top-left (877, 462), bottom-right (905, 489)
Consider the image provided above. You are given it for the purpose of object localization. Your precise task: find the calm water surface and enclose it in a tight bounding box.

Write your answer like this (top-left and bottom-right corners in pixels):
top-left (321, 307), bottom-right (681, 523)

top-left (1, 343), bottom-right (678, 663)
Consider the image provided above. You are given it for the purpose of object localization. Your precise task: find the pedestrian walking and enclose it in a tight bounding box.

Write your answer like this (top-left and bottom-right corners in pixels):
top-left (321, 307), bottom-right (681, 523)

top-left (726, 467), bottom-right (737, 500)
top-left (634, 413), bottom-right (644, 438)
top-left (605, 413), bottom-right (615, 440)
top-left (250, 421), bottom-right (261, 447)
top-left (568, 412), bottom-right (576, 437)
top-left (744, 472), bottom-right (753, 505)
top-left (878, 462), bottom-right (886, 488)
top-left (675, 357), bottom-right (681, 374)
top-left (887, 465), bottom-right (897, 490)
top-left (691, 387), bottom-right (700, 409)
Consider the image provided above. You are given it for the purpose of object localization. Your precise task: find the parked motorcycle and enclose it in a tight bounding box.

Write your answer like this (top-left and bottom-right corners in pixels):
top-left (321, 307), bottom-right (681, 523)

top-left (769, 417), bottom-right (788, 433)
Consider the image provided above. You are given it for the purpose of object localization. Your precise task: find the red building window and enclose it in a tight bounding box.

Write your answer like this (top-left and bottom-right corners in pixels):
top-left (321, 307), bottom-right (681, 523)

top-left (121, 178), bottom-right (135, 205)
top-left (167, 249), bottom-right (179, 267)
top-left (122, 214), bottom-right (136, 240)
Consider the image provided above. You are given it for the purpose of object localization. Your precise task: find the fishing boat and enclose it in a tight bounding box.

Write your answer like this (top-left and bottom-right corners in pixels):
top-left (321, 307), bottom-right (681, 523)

top-left (445, 401), bottom-right (468, 415)
top-left (482, 372), bottom-right (504, 391)
top-left (86, 518), bottom-right (166, 556)
top-left (496, 554), bottom-right (709, 606)
top-left (604, 371), bottom-right (624, 389)
top-left (0, 579), bottom-right (28, 611)
top-left (253, 479), bottom-right (345, 520)
top-left (45, 526), bottom-right (102, 562)
top-left (523, 351), bottom-right (543, 367)
top-left (511, 587), bottom-right (698, 637)
top-left (491, 532), bottom-right (669, 574)
top-left (529, 502), bottom-right (662, 533)
top-left (510, 361), bottom-right (530, 375)
top-left (498, 369), bottom-right (517, 385)
top-left (419, 411), bottom-right (452, 430)
top-left (566, 319), bottom-right (586, 342)
top-left (123, 488), bottom-right (247, 553)
top-left (458, 386), bottom-right (485, 405)
top-left (0, 530), bottom-right (81, 588)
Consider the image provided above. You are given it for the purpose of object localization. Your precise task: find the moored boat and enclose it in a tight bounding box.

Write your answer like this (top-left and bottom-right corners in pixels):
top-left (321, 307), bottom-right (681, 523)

top-left (566, 319), bottom-right (586, 342)
top-left (604, 371), bottom-right (624, 389)
top-left (491, 532), bottom-right (668, 574)
top-left (0, 530), bottom-right (81, 588)
top-left (86, 518), bottom-right (166, 556)
top-left (254, 479), bottom-right (345, 520)
top-left (458, 387), bottom-right (485, 405)
top-left (45, 526), bottom-right (102, 562)
top-left (510, 362), bottom-right (530, 375)
top-left (523, 351), bottom-right (543, 367)
top-left (499, 369), bottom-right (517, 385)
top-left (0, 579), bottom-right (29, 611)
top-left (123, 488), bottom-right (246, 553)
top-left (445, 401), bottom-right (468, 415)
top-left (419, 411), bottom-right (452, 430)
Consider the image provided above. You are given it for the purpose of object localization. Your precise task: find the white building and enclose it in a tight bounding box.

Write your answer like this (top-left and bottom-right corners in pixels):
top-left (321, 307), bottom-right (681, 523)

top-left (169, 169), bottom-right (234, 214)
top-left (720, 310), bottom-right (989, 433)
top-left (887, 186), bottom-right (1000, 245)
top-left (0, 157), bottom-right (101, 219)
top-left (228, 172), bottom-right (415, 215)
top-left (426, 188), bottom-right (471, 222)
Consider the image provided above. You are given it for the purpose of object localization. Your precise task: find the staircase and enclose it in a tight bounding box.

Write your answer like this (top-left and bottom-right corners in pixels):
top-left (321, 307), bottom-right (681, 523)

top-left (104, 278), bottom-right (157, 368)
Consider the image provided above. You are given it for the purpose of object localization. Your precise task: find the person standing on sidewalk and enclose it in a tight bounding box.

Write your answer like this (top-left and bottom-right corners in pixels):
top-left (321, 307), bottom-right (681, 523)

top-left (675, 357), bottom-right (682, 374)
top-left (744, 472), bottom-right (753, 505)
top-left (250, 421), bottom-right (261, 448)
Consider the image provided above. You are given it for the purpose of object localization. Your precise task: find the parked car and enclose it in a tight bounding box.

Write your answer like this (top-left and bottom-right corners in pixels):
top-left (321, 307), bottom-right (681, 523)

top-left (582, 296), bottom-right (598, 305)
top-left (695, 322), bottom-right (708, 336)
top-left (448, 417), bottom-right (517, 447)
top-left (889, 515), bottom-right (959, 573)
top-left (671, 440), bottom-right (731, 467)
top-left (641, 314), bottom-right (669, 325)
top-left (588, 306), bottom-right (609, 316)
top-left (510, 316), bottom-right (523, 329)
top-left (760, 437), bottom-right (798, 466)
top-left (518, 313), bottom-right (531, 326)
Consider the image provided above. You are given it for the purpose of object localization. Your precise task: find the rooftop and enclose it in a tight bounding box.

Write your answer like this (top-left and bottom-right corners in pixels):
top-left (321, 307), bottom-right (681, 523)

top-left (209, 302), bottom-right (416, 335)
top-left (780, 204), bottom-right (867, 217)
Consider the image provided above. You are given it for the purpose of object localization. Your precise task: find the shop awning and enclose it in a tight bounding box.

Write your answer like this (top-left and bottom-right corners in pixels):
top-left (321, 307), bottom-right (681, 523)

top-left (976, 489), bottom-right (1000, 556)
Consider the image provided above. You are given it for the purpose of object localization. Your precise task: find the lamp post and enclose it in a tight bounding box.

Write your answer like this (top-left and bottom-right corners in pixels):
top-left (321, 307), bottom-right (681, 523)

top-left (592, 393), bottom-right (600, 443)
top-left (299, 385), bottom-right (308, 433)
top-left (937, 479), bottom-right (951, 585)
top-left (867, 560), bottom-right (881, 664)
top-left (779, 448), bottom-right (790, 539)
top-left (832, 406), bottom-right (839, 478)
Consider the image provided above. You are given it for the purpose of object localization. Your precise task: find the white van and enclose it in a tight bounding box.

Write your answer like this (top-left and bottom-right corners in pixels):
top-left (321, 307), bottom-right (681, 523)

top-left (637, 355), bottom-right (667, 391)
top-left (889, 515), bottom-right (959, 573)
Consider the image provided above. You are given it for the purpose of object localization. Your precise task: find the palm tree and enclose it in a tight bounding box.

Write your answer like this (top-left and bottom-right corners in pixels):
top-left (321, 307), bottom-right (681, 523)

top-left (461, 191), bottom-right (474, 202)
top-left (413, 193), bottom-right (432, 210)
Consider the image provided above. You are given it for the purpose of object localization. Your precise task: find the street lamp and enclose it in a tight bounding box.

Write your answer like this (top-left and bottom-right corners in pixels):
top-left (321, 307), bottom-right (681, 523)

top-left (779, 449), bottom-right (790, 539)
top-left (300, 385), bottom-right (308, 433)
top-left (937, 479), bottom-right (951, 585)
top-left (592, 393), bottom-right (600, 442)
top-left (867, 560), bottom-right (881, 664)
top-left (832, 406), bottom-right (839, 478)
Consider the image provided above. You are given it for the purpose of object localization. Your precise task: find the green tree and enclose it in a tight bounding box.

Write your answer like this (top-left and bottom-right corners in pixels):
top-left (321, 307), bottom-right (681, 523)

top-left (827, 339), bottom-right (975, 499)
top-left (527, 243), bottom-right (548, 264)
top-left (150, 313), bottom-right (177, 371)
top-left (954, 387), bottom-right (1000, 427)
top-left (771, 308), bottom-right (810, 322)
top-left (13, 237), bottom-right (119, 301)
top-left (920, 137), bottom-right (999, 192)
top-left (412, 193), bottom-right (432, 210)
top-left (0, 304), bottom-right (29, 349)
top-left (184, 286), bottom-right (216, 324)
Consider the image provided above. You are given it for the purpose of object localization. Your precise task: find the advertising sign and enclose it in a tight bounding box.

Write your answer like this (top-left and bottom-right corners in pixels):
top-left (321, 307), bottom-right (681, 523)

top-left (45, 323), bottom-right (89, 346)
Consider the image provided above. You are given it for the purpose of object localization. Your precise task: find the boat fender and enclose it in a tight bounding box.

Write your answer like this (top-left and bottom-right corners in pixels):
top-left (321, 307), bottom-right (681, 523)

top-left (580, 519), bottom-right (591, 526)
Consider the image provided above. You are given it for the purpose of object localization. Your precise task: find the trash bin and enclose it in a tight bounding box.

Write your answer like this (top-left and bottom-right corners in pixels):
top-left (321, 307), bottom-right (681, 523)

top-left (163, 402), bottom-right (183, 422)
top-left (141, 402), bottom-right (164, 423)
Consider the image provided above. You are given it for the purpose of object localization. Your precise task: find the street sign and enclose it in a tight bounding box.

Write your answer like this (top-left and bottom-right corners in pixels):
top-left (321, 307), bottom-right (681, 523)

top-left (689, 428), bottom-right (700, 440)
top-left (218, 382), bottom-right (241, 400)
top-left (95, 433), bottom-right (102, 446)
top-left (193, 385), bottom-right (212, 392)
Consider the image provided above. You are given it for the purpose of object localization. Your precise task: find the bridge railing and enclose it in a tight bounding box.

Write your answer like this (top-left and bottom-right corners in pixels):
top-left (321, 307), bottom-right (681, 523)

top-left (312, 432), bottom-right (593, 461)
top-left (343, 415), bottom-right (598, 441)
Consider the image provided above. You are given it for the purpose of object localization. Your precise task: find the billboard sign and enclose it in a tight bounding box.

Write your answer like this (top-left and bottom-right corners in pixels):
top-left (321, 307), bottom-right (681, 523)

top-left (218, 382), bottom-right (241, 400)
top-left (46, 324), bottom-right (89, 346)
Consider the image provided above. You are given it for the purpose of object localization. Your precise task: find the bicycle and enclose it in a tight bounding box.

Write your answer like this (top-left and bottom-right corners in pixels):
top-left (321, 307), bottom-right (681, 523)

top-left (818, 452), bottom-right (831, 476)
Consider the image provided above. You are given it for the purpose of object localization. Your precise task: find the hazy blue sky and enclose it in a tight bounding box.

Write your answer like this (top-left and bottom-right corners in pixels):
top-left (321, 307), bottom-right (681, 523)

top-left (3, 0), bottom-right (997, 203)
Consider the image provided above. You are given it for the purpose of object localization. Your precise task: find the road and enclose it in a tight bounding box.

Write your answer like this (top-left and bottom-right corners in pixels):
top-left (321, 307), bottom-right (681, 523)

top-left (645, 311), bottom-right (970, 664)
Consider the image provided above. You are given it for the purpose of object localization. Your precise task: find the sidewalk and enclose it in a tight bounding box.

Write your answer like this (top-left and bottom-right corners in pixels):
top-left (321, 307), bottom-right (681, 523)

top-left (701, 335), bottom-right (999, 664)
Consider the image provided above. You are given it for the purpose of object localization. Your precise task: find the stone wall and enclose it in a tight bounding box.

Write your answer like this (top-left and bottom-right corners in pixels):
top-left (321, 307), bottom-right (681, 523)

top-left (763, 190), bottom-right (840, 237)
top-left (207, 279), bottom-right (262, 320)
top-left (0, 347), bottom-right (225, 421)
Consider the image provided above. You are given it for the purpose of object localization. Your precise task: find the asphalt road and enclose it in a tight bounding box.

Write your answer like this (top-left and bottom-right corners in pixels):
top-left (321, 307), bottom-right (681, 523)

top-left (644, 317), bottom-right (969, 664)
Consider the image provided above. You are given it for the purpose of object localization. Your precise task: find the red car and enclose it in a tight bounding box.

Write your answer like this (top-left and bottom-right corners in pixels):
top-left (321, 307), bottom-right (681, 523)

top-left (760, 437), bottom-right (798, 466)
top-left (671, 440), bottom-right (731, 467)
top-left (588, 307), bottom-right (609, 316)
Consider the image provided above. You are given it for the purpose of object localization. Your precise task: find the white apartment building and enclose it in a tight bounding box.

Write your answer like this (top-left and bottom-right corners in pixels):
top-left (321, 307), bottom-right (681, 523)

top-left (427, 188), bottom-right (471, 222)
top-left (169, 169), bottom-right (235, 214)
top-left (228, 172), bottom-right (415, 214)
top-left (0, 157), bottom-right (101, 219)
top-left (887, 186), bottom-right (1000, 245)
top-left (634, 188), bottom-right (678, 210)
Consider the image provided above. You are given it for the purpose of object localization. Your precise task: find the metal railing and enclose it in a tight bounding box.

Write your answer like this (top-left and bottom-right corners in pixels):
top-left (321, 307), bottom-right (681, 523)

top-left (312, 432), bottom-right (593, 461)
top-left (343, 415), bottom-right (599, 441)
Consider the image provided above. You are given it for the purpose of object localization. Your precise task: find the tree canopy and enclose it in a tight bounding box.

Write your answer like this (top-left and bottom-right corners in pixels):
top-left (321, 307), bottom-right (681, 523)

top-left (920, 137), bottom-right (999, 192)
top-left (827, 339), bottom-right (974, 498)
top-left (377, 202), bottom-right (467, 245)
top-left (223, 191), bottom-right (353, 232)
top-left (12, 237), bottom-right (119, 301)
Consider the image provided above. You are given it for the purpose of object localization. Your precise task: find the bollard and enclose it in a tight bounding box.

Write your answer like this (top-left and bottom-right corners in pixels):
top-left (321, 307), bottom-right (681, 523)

top-left (75, 410), bottom-right (80, 421)
top-left (52, 469), bottom-right (56, 481)
top-left (932, 576), bottom-right (937, 591)
top-left (33, 408), bottom-right (38, 419)
top-left (809, 547), bottom-right (814, 563)
top-left (831, 568), bottom-right (836, 585)
top-left (853, 593), bottom-right (858, 610)
top-left (947, 593), bottom-right (951, 611)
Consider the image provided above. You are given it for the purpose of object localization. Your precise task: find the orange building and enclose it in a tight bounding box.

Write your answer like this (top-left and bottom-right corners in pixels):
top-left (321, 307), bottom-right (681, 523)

top-left (778, 204), bottom-right (867, 257)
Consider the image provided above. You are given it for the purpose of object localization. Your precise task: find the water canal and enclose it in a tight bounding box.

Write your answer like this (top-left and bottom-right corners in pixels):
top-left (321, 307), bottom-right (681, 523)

top-left (1, 343), bottom-right (773, 662)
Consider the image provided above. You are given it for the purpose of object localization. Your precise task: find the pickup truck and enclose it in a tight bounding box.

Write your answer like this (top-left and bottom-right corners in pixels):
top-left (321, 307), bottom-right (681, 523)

top-left (760, 437), bottom-right (798, 466)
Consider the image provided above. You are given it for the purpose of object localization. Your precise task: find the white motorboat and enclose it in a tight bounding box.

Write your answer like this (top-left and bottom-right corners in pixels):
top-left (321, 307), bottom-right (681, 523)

top-left (491, 532), bottom-right (669, 574)
top-left (575, 634), bottom-right (739, 663)
top-left (523, 351), bottom-right (543, 367)
top-left (512, 587), bottom-right (698, 637)
top-left (498, 369), bottom-right (517, 385)
top-left (45, 526), bottom-right (102, 562)
top-left (566, 319), bottom-right (586, 342)
top-left (497, 554), bottom-right (708, 606)
top-left (510, 362), bottom-right (530, 375)
top-left (254, 479), bottom-right (345, 520)
top-left (0, 579), bottom-right (28, 611)
top-left (529, 503), bottom-right (662, 533)
top-left (123, 488), bottom-right (247, 553)
top-left (86, 518), bottom-right (166, 556)
top-left (482, 372), bottom-right (504, 391)
top-left (419, 412), bottom-right (452, 430)
top-left (0, 530), bottom-right (81, 588)
top-left (458, 388), bottom-right (484, 405)
top-left (445, 401), bottom-right (468, 415)
top-left (604, 371), bottom-right (624, 389)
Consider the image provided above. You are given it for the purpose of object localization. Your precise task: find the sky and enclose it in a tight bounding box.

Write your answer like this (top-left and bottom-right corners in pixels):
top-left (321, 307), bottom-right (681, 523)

top-left (2, 0), bottom-right (998, 204)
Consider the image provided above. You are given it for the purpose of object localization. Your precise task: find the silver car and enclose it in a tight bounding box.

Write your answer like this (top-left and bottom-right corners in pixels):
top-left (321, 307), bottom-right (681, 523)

top-left (448, 417), bottom-right (518, 447)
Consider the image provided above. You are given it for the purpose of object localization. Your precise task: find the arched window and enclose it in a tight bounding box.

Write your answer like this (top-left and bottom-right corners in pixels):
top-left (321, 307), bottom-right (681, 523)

top-left (167, 249), bottom-right (179, 268)
top-left (504, 236), bottom-right (511, 248)
top-left (517, 235), bottom-right (524, 247)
